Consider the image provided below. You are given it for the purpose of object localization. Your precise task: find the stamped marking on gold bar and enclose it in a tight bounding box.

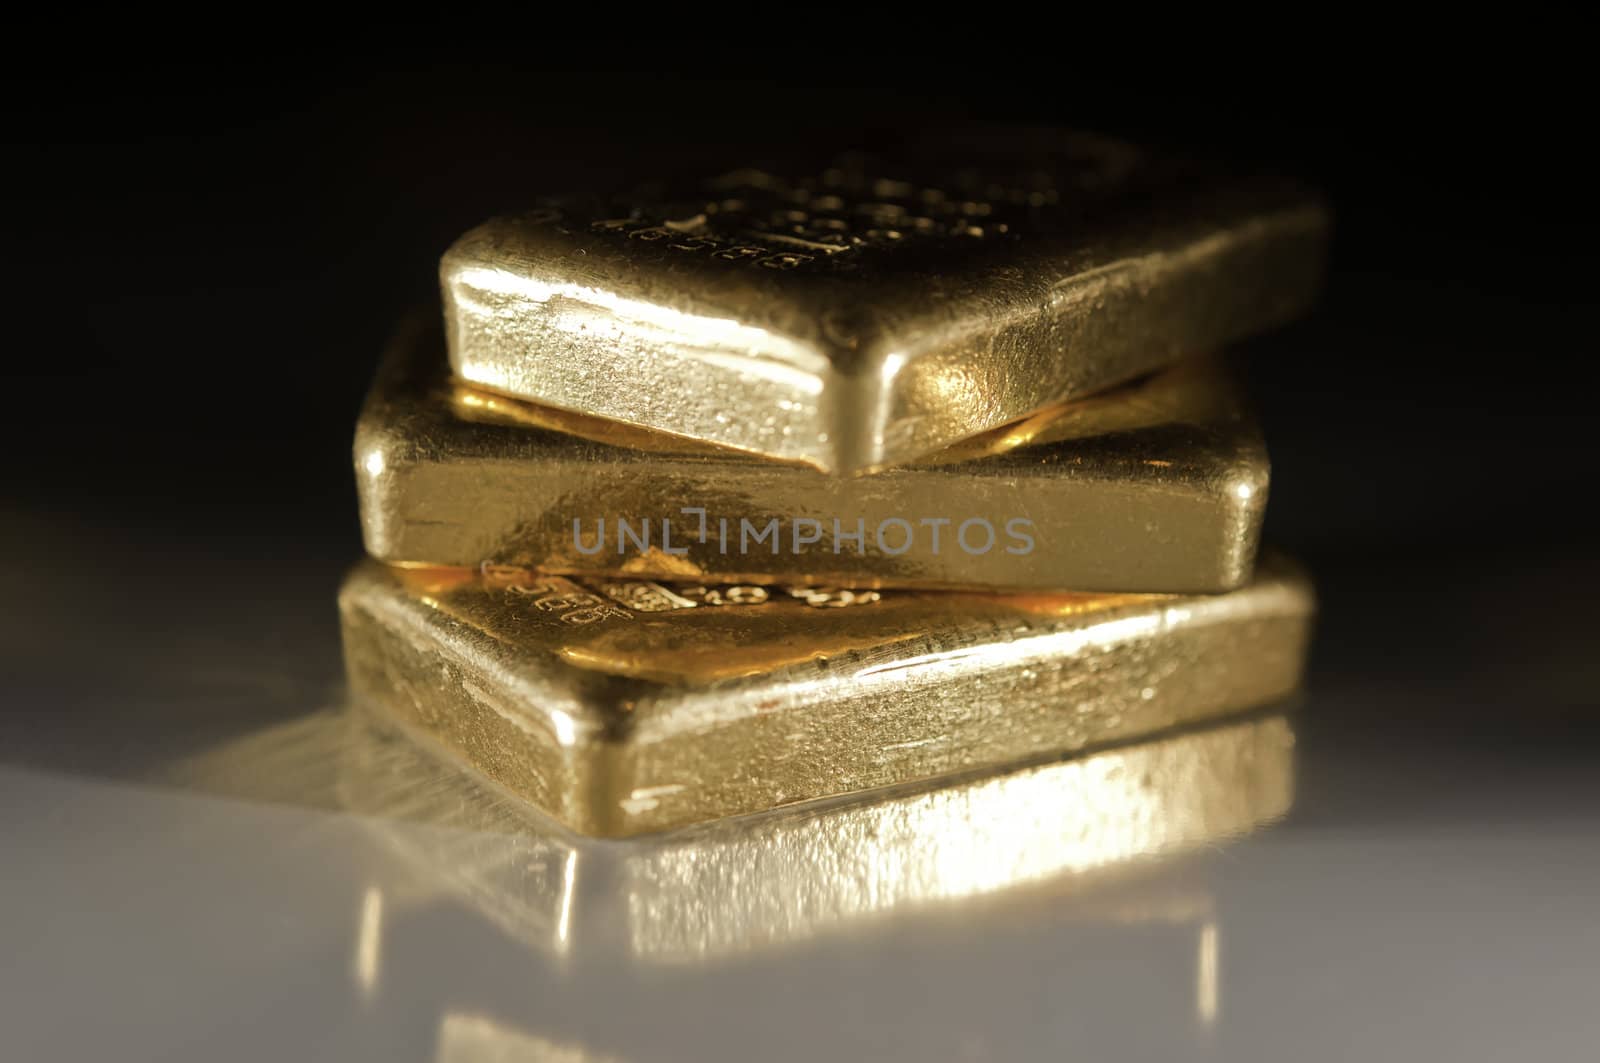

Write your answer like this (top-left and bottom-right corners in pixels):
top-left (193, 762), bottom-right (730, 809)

top-left (592, 581), bottom-right (704, 613)
top-left (477, 562), bottom-right (882, 623)
top-left (580, 158), bottom-right (1110, 270)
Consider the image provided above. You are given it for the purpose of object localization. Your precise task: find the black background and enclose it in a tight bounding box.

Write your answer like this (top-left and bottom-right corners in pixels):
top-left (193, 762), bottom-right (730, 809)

top-left (7, 57), bottom-right (1595, 789)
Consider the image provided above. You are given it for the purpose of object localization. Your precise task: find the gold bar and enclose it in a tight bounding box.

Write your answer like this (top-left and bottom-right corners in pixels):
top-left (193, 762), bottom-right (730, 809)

top-left (356, 316), bottom-right (1268, 593)
top-left (338, 556), bottom-right (1312, 837)
top-left (339, 705), bottom-right (1293, 961)
top-left (442, 131), bottom-right (1325, 472)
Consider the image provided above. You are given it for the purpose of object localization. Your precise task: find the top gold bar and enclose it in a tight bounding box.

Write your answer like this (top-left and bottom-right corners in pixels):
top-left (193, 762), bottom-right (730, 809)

top-left (442, 130), bottom-right (1327, 473)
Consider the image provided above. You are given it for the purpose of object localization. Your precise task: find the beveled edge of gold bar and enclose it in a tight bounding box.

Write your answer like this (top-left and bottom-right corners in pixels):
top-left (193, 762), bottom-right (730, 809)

top-left (441, 158), bottom-right (1326, 472)
top-left (338, 556), bottom-right (1313, 837)
top-left (356, 314), bottom-right (1270, 594)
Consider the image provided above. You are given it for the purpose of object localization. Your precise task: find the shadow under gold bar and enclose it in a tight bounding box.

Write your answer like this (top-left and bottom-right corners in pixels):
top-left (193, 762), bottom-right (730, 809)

top-left (337, 556), bottom-right (1312, 837)
top-left (357, 317), bottom-right (1268, 594)
top-left (442, 131), bottom-right (1325, 472)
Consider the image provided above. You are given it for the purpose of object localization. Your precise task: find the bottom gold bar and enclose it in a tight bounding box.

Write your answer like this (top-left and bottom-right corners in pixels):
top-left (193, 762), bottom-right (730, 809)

top-left (338, 555), bottom-right (1312, 836)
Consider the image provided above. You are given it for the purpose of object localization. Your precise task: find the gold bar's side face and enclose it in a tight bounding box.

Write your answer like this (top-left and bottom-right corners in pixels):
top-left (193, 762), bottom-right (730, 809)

top-left (619, 570), bottom-right (1310, 835)
top-left (339, 559), bottom-right (1312, 837)
top-left (441, 134), bottom-right (1326, 472)
top-left (355, 320), bottom-right (1269, 593)
top-left (335, 712), bottom-right (579, 955)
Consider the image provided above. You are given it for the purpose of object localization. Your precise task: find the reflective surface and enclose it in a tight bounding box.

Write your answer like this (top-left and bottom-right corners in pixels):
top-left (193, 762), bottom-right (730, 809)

top-left (339, 557), bottom-right (1311, 835)
top-left (169, 707), bottom-right (1292, 963)
top-left (3, 521), bottom-right (1599, 1062)
top-left (443, 132), bottom-right (1326, 471)
top-left (359, 318), bottom-right (1268, 593)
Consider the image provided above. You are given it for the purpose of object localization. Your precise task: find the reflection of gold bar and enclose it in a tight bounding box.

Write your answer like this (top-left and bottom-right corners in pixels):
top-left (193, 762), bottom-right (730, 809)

top-left (625, 714), bottom-right (1292, 962)
top-left (358, 318), bottom-right (1267, 593)
top-left (336, 699), bottom-right (1291, 963)
top-left (338, 710), bottom-right (579, 953)
top-left (436, 1014), bottom-right (626, 1063)
top-left (442, 134), bottom-right (1325, 472)
top-left (338, 556), bottom-right (1312, 836)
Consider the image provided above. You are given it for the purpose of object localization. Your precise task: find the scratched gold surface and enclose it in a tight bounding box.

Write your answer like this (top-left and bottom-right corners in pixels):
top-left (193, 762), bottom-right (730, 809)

top-left (441, 130), bottom-right (1326, 471)
top-left (337, 556), bottom-right (1312, 836)
top-left (357, 316), bottom-right (1269, 593)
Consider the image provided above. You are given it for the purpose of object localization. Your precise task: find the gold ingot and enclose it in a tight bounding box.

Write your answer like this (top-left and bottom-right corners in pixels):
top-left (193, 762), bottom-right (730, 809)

top-left (442, 132), bottom-right (1325, 472)
top-left (338, 556), bottom-right (1312, 836)
top-left (357, 317), bottom-right (1268, 593)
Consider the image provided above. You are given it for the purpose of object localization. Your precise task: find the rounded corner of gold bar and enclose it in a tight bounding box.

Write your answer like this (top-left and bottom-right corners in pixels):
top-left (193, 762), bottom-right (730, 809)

top-left (438, 215), bottom-right (502, 274)
top-left (336, 557), bottom-right (387, 608)
top-left (1210, 549), bottom-right (1263, 595)
top-left (351, 398), bottom-right (415, 474)
top-left (1250, 551), bottom-right (1319, 627)
top-left (1213, 455), bottom-right (1272, 569)
top-left (334, 568), bottom-right (365, 621)
top-left (351, 426), bottom-right (419, 557)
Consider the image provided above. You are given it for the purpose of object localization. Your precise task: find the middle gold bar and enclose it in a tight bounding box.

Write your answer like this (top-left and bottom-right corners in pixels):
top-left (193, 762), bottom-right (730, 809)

top-left (356, 317), bottom-right (1268, 593)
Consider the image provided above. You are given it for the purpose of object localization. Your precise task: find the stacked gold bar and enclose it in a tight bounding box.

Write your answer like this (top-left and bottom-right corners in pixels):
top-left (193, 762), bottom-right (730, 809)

top-left (343, 131), bottom-right (1326, 837)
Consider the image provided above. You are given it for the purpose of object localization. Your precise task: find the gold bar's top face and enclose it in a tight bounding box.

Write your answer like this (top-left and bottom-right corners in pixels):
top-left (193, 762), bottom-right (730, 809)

top-left (339, 556), bottom-right (1313, 835)
top-left (357, 319), bottom-right (1268, 593)
top-left (442, 130), bottom-right (1327, 471)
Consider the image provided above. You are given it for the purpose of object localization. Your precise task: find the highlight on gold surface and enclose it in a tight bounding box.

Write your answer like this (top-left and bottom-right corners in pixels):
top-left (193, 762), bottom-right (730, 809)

top-left (334, 702), bottom-right (1293, 963)
top-left (1198, 919), bottom-right (1221, 1029)
top-left (354, 885), bottom-right (384, 1002)
top-left (436, 1013), bottom-right (627, 1063)
top-left (357, 316), bottom-right (1269, 593)
top-left (339, 556), bottom-right (1312, 836)
top-left (441, 132), bottom-right (1325, 471)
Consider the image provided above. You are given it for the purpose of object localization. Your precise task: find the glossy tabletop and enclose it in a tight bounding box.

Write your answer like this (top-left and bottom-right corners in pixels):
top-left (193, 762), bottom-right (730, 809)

top-left (3, 517), bottom-right (1597, 1063)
